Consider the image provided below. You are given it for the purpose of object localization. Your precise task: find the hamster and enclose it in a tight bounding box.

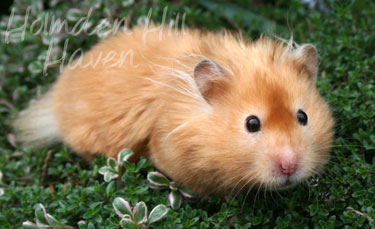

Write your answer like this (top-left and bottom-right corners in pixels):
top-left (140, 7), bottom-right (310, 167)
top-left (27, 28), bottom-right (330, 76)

top-left (13, 25), bottom-right (334, 195)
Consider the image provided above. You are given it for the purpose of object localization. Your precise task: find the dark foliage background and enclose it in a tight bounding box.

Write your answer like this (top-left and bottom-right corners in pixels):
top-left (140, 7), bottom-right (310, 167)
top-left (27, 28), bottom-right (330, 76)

top-left (0, 0), bottom-right (374, 228)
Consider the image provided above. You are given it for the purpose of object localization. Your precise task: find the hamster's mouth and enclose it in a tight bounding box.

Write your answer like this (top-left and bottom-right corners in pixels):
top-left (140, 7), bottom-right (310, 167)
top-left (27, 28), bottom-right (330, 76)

top-left (276, 179), bottom-right (297, 190)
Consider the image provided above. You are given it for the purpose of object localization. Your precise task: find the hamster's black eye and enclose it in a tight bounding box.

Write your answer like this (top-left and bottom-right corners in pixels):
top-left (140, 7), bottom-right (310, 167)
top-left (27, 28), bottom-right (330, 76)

top-left (246, 115), bottom-right (261, 132)
top-left (297, 109), bottom-right (308, 126)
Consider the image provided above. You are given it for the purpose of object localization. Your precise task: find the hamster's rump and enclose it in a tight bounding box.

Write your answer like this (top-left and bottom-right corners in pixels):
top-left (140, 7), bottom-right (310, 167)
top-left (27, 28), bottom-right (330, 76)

top-left (13, 26), bottom-right (334, 195)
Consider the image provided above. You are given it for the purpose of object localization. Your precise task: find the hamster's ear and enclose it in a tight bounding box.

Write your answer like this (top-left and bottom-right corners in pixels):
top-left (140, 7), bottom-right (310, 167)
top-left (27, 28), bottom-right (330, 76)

top-left (294, 44), bottom-right (318, 81)
top-left (194, 59), bottom-right (228, 100)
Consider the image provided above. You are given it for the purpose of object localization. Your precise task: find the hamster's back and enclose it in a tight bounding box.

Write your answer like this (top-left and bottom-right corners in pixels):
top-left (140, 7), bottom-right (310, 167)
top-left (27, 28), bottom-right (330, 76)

top-left (49, 27), bottom-right (202, 158)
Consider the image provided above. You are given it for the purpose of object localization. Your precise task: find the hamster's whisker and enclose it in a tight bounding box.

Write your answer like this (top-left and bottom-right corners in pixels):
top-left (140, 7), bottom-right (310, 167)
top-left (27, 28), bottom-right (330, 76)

top-left (166, 78), bottom-right (209, 107)
top-left (168, 69), bottom-right (195, 85)
top-left (270, 188), bottom-right (286, 209)
top-left (229, 174), bottom-right (250, 197)
top-left (157, 57), bottom-right (194, 70)
top-left (166, 76), bottom-right (202, 100)
top-left (166, 77), bottom-right (196, 93)
top-left (249, 179), bottom-right (264, 211)
top-left (274, 187), bottom-right (284, 200)
top-left (139, 51), bottom-right (195, 77)
top-left (185, 53), bottom-right (208, 59)
top-left (231, 175), bottom-right (257, 202)
top-left (219, 172), bottom-right (253, 196)
top-left (319, 144), bottom-right (374, 149)
top-left (235, 178), bottom-right (257, 206)
top-left (229, 176), bottom-right (254, 207)
top-left (149, 61), bottom-right (196, 86)
top-left (241, 180), bottom-right (257, 211)
top-left (181, 53), bottom-right (235, 75)
top-left (269, 188), bottom-right (278, 205)
top-left (162, 120), bottom-right (192, 144)
top-left (322, 165), bottom-right (344, 177)
top-left (139, 58), bottom-right (203, 101)
top-left (309, 166), bottom-right (337, 181)
top-left (304, 180), bottom-right (312, 202)
top-left (140, 77), bottom-right (202, 102)
top-left (263, 185), bottom-right (271, 209)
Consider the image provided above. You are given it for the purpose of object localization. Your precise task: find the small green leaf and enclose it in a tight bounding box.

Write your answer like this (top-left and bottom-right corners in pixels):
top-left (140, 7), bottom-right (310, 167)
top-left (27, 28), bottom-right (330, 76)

top-left (120, 218), bottom-right (138, 229)
top-left (123, 161), bottom-right (136, 172)
top-left (30, 0), bottom-right (43, 13)
top-left (103, 172), bottom-right (118, 182)
top-left (169, 182), bottom-right (178, 191)
top-left (35, 204), bottom-right (50, 226)
top-left (117, 149), bottom-right (133, 163)
top-left (352, 190), bottom-right (366, 198)
top-left (66, 8), bottom-right (83, 21)
top-left (308, 200), bottom-right (319, 216)
top-left (33, 204), bottom-right (66, 227)
top-left (113, 197), bottom-right (132, 217)
top-left (179, 186), bottom-right (195, 199)
top-left (122, 0), bottom-right (134, 7)
top-left (148, 204), bottom-right (168, 225)
top-left (98, 166), bottom-right (114, 175)
top-left (46, 214), bottom-right (65, 227)
top-left (148, 184), bottom-right (165, 190)
top-left (87, 222), bottom-right (95, 229)
top-left (28, 61), bottom-right (43, 75)
top-left (133, 201), bottom-right (147, 224)
top-left (169, 190), bottom-right (182, 210)
top-left (107, 158), bottom-right (117, 170)
top-left (22, 221), bottom-right (39, 229)
top-left (147, 171), bottom-right (170, 187)
top-left (135, 158), bottom-right (148, 172)
top-left (105, 181), bottom-right (116, 197)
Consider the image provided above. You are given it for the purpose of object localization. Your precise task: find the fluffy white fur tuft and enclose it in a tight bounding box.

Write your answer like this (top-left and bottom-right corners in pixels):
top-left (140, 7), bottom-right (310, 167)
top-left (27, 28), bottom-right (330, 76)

top-left (12, 92), bottom-right (61, 148)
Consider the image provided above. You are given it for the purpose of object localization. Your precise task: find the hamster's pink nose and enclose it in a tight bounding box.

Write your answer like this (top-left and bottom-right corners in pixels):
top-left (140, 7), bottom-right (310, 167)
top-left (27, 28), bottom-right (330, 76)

top-left (279, 159), bottom-right (296, 175)
top-left (277, 151), bottom-right (298, 175)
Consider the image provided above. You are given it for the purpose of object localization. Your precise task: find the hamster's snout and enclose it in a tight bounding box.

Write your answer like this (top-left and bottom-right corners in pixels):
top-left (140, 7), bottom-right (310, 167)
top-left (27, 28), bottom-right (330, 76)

top-left (274, 149), bottom-right (299, 176)
top-left (279, 154), bottom-right (297, 175)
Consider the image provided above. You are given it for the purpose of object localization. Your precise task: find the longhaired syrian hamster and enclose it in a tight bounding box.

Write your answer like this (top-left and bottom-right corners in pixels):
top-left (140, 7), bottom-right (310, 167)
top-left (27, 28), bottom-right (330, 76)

top-left (13, 25), bottom-right (334, 195)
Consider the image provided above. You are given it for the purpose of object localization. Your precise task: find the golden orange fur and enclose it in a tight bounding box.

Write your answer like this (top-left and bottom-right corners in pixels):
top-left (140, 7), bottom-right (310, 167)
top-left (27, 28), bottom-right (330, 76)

top-left (13, 26), bottom-right (334, 195)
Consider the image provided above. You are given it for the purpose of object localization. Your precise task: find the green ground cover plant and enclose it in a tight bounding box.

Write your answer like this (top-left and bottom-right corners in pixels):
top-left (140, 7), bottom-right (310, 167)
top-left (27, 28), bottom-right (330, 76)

top-left (0, 0), bottom-right (374, 228)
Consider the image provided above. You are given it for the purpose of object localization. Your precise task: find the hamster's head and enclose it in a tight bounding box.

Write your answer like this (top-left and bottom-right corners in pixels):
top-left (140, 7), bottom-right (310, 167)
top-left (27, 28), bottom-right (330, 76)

top-left (152, 38), bottom-right (334, 195)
